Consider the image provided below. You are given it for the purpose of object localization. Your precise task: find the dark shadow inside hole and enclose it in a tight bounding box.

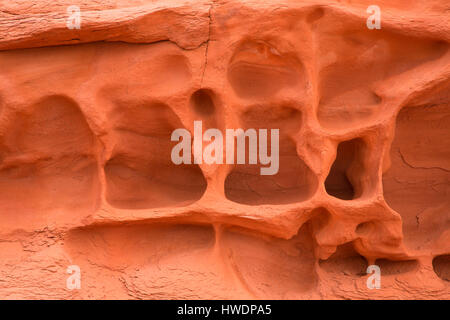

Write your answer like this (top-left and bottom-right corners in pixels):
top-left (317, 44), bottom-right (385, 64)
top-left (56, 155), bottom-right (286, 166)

top-left (355, 221), bottom-right (375, 235)
top-left (307, 7), bottom-right (325, 23)
top-left (433, 255), bottom-right (450, 281)
top-left (325, 139), bottom-right (364, 200)
top-left (374, 259), bottom-right (419, 275)
top-left (190, 89), bottom-right (216, 116)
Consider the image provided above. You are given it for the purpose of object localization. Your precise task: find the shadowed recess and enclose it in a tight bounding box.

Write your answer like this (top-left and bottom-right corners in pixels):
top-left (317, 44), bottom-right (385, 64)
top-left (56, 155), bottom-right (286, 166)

top-left (227, 40), bottom-right (305, 99)
top-left (0, 95), bottom-right (99, 225)
top-left (433, 255), bottom-right (450, 281)
top-left (224, 106), bottom-right (317, 205)
top-left (190, 89), bottom-right (216, 116)
top-left (316, 21), bottom-right (448, 129)
top-left (65, 223), bottom-right (250, 299)
top-left (374, 259), bottom-right (419, 275)
top-left (66, 223), bottom-right (215, 269)
top-left (325, 138), bottom-right (366, 200)
top-left (221, 223), bottom-right (317, 299)
top-left (307, 7), bottom-right (325, 24)
top-left (105, 101), bottom-right (207, 209)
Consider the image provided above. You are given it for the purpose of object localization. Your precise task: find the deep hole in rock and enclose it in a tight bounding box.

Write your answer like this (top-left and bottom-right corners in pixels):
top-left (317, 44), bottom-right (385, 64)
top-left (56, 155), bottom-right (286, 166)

top-left (355, 221), bottom-right (375, 235)
top-left (227, 40), bottom-right (305, 99)
top-left (0, 95), bottom-right (99, 225)
top-left (105, 101), bottom-right (207, 209)
top-left (433, 255), bottom-right (450, 281)
top-left (316, 27), bottom-right (448, 129)
top-left (190, 89), bottom-right (216, 116)
top-left (325, 138), bottom-right (365, 200)
top-left (224, 106), bottom-right (317, 205)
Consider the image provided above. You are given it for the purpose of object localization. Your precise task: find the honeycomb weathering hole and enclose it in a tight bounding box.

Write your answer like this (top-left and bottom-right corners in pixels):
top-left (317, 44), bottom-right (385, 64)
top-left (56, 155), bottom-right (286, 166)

top-left (221, 224), bottom-right (317, 298)
top-left (355, 221), bottom-right (375, 235)
top-left (227, 40), bottom-right (305, 99)
top-left (224, 139), bottom-right (317, 205)
top-left (66, 223), bottom-right (215, 269)
top-left (224, 106), bottom-right (317, 205)
top-left (152, 54), bottom-right (192, 93)
top-left (383, 104), bottom-right (450, 248)
top-left (190, 89), bottom-right (216, 116)
top-left (316, 27), bottom-right (448, 129)
top-left (432, 255), bottom-right (450, 281)
top-left (189, 89), bottom-right (220, 131)
top-left (325, 138), bottom-right (366, 200)
top-left (0, 95), bottom-right (99, 223)
top-left (105, 101), bottom-right (207, 209)
top-left (374, 259), bottom-right (419, 275)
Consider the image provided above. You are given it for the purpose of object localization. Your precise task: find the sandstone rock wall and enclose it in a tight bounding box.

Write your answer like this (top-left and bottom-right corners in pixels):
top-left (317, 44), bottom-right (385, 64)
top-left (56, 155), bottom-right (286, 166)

top-left (0, 0), bottom-right (448, 299)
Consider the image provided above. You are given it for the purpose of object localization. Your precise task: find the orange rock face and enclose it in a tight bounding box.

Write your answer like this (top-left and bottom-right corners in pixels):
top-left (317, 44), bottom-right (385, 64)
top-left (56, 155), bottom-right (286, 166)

top-left (0, 0), bottom-right (449, 299)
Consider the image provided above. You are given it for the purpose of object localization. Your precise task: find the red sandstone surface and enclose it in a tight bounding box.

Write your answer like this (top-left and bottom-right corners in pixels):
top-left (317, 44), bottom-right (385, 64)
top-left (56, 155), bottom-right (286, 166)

top-left (0, 0), bottom-right (448, 299)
